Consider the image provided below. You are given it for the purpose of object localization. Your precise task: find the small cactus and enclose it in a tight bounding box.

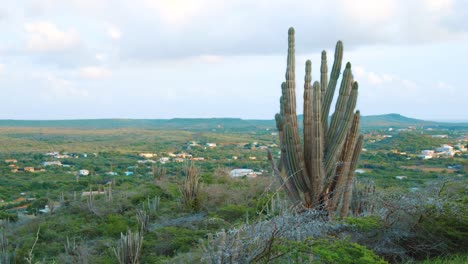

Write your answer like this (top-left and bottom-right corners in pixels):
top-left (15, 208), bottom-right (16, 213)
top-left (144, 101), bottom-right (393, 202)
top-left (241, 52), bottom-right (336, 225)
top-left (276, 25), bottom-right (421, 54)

top-left (272, 27), bottom-right (363, 216)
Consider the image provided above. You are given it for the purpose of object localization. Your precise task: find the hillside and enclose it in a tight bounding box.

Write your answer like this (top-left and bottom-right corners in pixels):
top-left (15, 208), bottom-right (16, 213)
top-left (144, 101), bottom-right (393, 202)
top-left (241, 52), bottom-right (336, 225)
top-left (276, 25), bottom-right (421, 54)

top-left (0, 114), bottom-right (467, 130)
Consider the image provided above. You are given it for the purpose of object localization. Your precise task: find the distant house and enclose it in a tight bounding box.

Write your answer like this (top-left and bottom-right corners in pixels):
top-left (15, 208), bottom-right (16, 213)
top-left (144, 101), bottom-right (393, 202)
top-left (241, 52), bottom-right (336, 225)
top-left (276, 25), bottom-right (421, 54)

top-left (139, 153), bottom-right (156, 158)
top-left (436, 144), bottom-right (453, 152)
top-left (174, 158), bottom-right (185, 163)
top-left (454, 144), bottom-right (467, 152)
top-left (78, 170), bottom-right (90, 176)
top-left (395, 176), bottom-right (408, 180)
top-left (81, 191), bottom-right (105, 197)
top-left (138, 159), bottom-right (156, 164)
top-left (206, 143), bottom-right (217, 148)
top-left (4, 159), bottom-right (17, 163)
top-left (355, 169), bottom-right (366, 174)
top-left (42, 161), bottom-right (62, 166)
top-left (248, 156), bottom-right (257, 160)
top-left (159, 157), bottom-right (170, 163)
top-left (39, 205), bottom-right (51, 214)
top-left (418, 155), bottom-right (432, 160)
top-left (176, 153), bottom-right (188, 158)
top-left (230, 169), bottom-right (254, 177)
top-left (24, 167), bottom-right (35, 172)
top-left (188, 141), bottom-right (200, 147)
top-left (230, 169), bottom-right (257, 178)
top-left (106, 172), bottom-right (118, 176)
top-left (124, 171), bottom-right (134, 176)
top-left (435, 144), bottom-right (455, 157)
top-left (431, 135), bottom-right (448, 138)
top-left (54, 155), bottom-right (70, 159)
top-left (191, 157), bottom-right (205, 161)
top-left (421, 150), bottom-right (435, 156)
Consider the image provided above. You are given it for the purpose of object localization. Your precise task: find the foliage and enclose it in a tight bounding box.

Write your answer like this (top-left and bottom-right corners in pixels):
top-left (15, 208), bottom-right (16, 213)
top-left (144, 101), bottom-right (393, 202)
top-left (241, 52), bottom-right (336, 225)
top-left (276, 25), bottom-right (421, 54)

top-left (312, 238), bottom-right (387, 264)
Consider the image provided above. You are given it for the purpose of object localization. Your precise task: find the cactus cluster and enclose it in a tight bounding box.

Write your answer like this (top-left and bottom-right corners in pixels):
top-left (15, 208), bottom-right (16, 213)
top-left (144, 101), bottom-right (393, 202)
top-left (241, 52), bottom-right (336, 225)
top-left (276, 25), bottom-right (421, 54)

top-left (270, 27), bottom-right (363, 217)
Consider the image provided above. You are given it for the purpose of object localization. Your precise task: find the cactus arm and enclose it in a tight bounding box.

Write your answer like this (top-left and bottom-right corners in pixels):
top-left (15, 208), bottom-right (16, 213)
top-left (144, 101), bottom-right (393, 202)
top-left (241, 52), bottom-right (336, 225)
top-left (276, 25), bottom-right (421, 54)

top-left (267, 149), bottom-right (302, 205)
top-left (320, 51), bottom-right (328, 103)
top-left (310, 81), bottom-right (325, 204)
top-left (327, 62), bottom-right (353, 142)
top-left (303, 60), bottom-right (313, 177)
top-left (324, 81), bottom-right (358, 186)
top-left (340, 134), bottom-right (364, 218)
top-left (329, 111), bottom-right (360, 212)
top-left (321, 41), bottom-right (343, 132)
top-left (282, 27), bottom-right (310, 192)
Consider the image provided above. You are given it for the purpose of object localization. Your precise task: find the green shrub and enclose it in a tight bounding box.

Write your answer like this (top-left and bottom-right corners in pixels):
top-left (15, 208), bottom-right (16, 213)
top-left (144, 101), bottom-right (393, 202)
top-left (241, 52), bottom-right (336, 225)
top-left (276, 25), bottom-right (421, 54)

top-left (100, 215), bottom-right (129, 237)
top-left (312, 239), bottom-right (388, 264)
top-left (215, 204), bottom-right (254, 223)
top-left (0, 211), bottom-right (18, 222)
top-left (149, 227), bottom-right (206, 256)
top-left (344, 216), bottom-right (382, 232)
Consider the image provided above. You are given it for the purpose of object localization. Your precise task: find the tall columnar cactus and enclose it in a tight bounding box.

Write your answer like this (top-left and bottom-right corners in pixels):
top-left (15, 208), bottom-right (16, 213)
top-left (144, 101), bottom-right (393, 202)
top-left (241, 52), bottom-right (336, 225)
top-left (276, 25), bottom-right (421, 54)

top-left (270, 27), bottom-right (363, 216)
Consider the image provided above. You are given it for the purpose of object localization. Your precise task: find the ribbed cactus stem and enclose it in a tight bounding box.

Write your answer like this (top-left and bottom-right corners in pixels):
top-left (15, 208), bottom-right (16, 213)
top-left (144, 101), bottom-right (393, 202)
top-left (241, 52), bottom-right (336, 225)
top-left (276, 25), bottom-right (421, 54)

top-left (310, 81), bottom-right (325, 204)
top-left (329, 111), bottom-right (360, 212)
top-left (320, 51), bottom-right (328, 102)
top-left (284, 124), bottom-right (311, 192)
top-left (267, 149), bottom-right (301, 205)
top-left (282, 28), bottom-right (310, 192)
top-left (340, 134), bottom-right (364, 218)
top-left (303, 60), bottom-right (313, 177)
top-left (327, 62), bottom-right (353, 142)
top-left (321, 41), bottom-right (343, 132)
top-left (275, 113), bottom-right (286, 173)
top-left (324, 81), bottom-right (358, 185)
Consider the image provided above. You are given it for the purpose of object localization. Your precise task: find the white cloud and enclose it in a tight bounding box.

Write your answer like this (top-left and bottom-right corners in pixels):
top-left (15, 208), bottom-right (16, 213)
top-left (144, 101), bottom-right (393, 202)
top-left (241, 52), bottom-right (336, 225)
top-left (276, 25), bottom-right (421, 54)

top-left (0, 64), bottom-right (4, 74)
top-left (424, 0), bottom-right (454, 14)
top-left (79, 66), bottom-right (112, 79)
top-left (354, 66), bottom-right (417, 89)
top-left (143, 0), bottom-right (213, 28)
top-left (95, 53), bottom-right (105, 61)
top-left (24, 21), bottom-right (80, 52)
top-left (340, 0), bottom-right (396, 24)
top-left (107, 25), bottom-right (122, 40)
top-left (199, 54), bottom-right (223, 63)
top-left (34, 72), bottom-right (89, 98)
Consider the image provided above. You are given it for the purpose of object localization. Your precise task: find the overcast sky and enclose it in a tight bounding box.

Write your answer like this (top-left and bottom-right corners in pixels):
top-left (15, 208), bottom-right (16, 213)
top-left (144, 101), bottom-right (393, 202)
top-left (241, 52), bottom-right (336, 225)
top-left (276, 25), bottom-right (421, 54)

top-left (0, 0), bottom-right (466, 121)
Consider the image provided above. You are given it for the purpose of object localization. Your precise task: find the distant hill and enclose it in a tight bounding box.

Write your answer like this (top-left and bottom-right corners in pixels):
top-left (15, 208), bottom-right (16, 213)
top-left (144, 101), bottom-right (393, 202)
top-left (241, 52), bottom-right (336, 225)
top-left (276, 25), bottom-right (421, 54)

top-left (360, 113), bottom-right (435, 127)
top-left (0, 114), bottom-right (467, 130)
top-left (0, 118), bottom-right (274, 131)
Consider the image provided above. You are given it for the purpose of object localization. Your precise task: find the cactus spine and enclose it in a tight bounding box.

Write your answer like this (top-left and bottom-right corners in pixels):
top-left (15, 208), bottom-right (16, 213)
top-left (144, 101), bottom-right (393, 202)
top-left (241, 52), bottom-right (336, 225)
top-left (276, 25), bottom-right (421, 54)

top-left (273, 28), bottom-right (363, 216)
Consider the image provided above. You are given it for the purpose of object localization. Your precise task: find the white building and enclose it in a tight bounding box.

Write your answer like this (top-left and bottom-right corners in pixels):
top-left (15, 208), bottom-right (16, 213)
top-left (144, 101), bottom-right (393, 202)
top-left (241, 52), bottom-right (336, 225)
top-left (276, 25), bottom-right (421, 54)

top-left (206, 143), bottom-right (217, 148)
top-left (139, 153), bottom-right (156, 158)
top-left (436, 144), bottom-right (453, 153)
top-left (78, 169), bottom-right (90, 176)
top-left (431, 135), bottom-right (448, 138)
top-left (418, 155), bottom-right (433, 160)
top-left (159, 157), bottom-right (170, 163)
top-left (454, 143), bottom-right (467, 152)
top-left (421, 150), bottom-right (435, 156)
top-left (230, 169), bottom-right (257, 178)
top-left (436, 144), bottom-right (455, 156)
top-left (42, 161), bottom-right (62, 166)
